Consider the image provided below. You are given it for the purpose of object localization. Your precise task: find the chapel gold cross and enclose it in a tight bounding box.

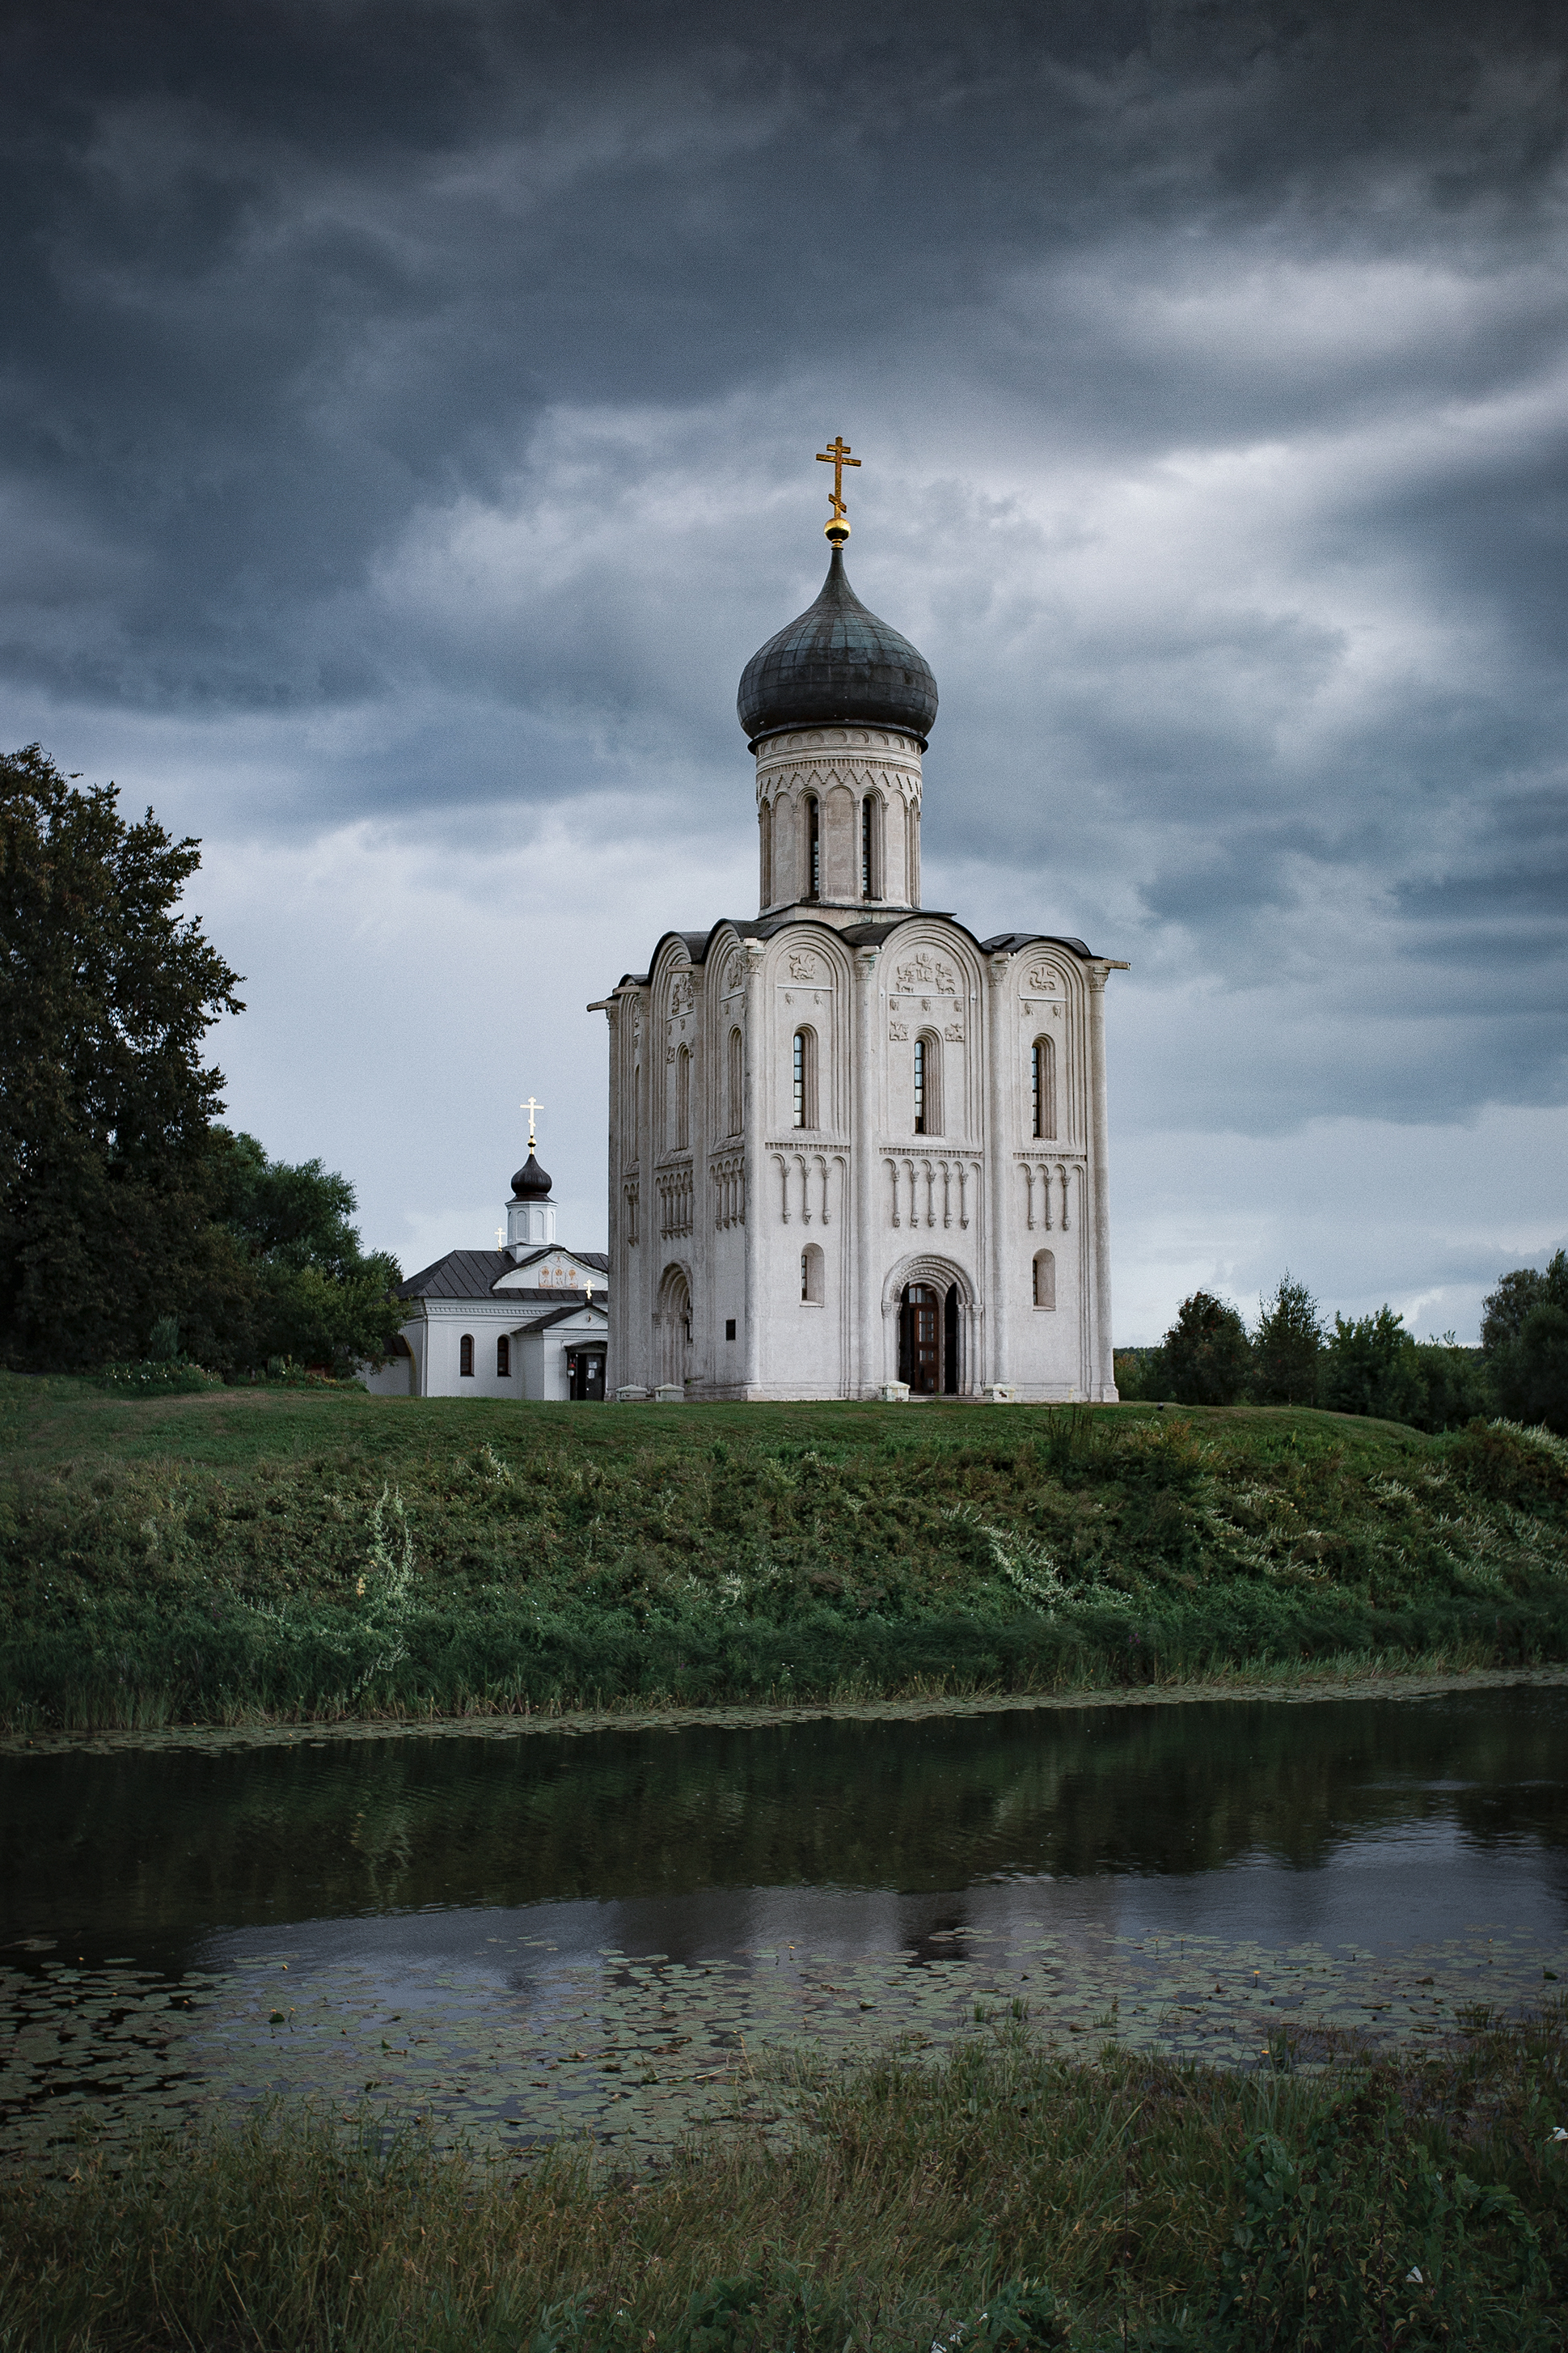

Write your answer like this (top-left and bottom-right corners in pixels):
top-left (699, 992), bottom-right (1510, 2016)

top-left (816, 434), bottom-right (860, 522)
top-left (521, 1095), bottom-right (543, 1149)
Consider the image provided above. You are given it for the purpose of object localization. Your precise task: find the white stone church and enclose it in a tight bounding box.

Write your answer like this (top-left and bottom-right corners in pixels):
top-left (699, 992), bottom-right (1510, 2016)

top-left (593, 464), bottom-right (1124, 1403)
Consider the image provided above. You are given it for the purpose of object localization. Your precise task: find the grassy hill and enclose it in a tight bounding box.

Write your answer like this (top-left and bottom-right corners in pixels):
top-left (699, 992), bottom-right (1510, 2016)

top-left (2, 1373), bottom-right (1565, 1731)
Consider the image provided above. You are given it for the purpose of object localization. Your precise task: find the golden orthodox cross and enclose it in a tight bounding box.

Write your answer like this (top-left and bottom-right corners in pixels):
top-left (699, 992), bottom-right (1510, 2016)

top-left (520, 1095), bottom-right (543, 1149)
top-left (816, 434), bottom-right (860, 521)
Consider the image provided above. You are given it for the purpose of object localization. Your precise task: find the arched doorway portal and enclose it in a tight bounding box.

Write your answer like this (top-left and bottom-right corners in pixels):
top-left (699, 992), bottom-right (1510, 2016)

top-left (657, 1263), bottom-right (693, 1390)
top-left (898, 1281), bottom-right (961, 1395)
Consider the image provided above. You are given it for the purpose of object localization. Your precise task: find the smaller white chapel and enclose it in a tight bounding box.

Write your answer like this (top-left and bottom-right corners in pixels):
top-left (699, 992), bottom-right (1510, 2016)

top-left (361, 1128), bottom-right (609, 1400)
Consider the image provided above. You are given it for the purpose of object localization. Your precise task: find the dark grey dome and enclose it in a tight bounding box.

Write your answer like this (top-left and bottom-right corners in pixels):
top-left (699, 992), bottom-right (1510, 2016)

top-left (509, 1153), bottom-right (552, 1200)
top-left (738, 548), bottom-right (938, 747)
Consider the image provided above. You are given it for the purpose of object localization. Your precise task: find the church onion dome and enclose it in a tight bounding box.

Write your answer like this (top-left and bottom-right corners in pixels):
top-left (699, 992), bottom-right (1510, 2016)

top-left (737, 548), bottom-right (938, 748)
top-left (509, 1152), bottom-right (552, 1200)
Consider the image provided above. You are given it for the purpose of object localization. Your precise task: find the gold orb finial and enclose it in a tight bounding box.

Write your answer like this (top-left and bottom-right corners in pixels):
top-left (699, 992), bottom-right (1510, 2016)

top-left (825, 514), bottom-right (850, 546)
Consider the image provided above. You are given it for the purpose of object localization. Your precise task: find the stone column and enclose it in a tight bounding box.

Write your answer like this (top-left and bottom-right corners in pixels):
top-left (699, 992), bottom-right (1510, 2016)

top-left (852, 942), bottom-right (881, 1394)
top-left (1087, 963), bottom-right (1118, 1401)
top-left (984, 953), bottom-right (1012, 1387)
top-left (741, 939), bottom-right (767, 1396)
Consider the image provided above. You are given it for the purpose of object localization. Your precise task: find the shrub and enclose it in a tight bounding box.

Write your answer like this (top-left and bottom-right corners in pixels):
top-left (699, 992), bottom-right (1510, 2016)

top-left (1163, 1292), bottom-right (1252, 1407)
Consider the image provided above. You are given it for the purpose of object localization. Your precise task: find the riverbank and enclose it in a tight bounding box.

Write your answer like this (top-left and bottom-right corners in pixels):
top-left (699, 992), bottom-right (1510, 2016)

top-left (4, 2011), bottom-right (1564, 2349)
top-left (2, 1373), bottom-right (1565, 1733)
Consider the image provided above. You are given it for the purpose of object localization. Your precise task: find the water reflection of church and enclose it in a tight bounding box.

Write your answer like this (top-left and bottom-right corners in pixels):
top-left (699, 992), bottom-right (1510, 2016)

top-left (594, 444), bottom-right (1125, 1401)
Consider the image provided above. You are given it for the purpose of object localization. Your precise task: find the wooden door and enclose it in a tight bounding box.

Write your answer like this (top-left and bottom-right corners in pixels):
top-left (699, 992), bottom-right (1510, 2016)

top-left (902, 1284), bottom-right (941, 1394)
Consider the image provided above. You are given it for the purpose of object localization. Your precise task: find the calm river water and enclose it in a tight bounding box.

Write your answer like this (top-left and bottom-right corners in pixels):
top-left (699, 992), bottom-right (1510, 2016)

top-left (3, 1683), bottom-right (1566, 2165)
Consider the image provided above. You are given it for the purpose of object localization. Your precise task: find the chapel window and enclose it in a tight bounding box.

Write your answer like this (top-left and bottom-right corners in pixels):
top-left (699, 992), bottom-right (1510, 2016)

top-left (459, 1333), bottom-right (475, 1378)
top-left (913, 1032), bottom-right (942, 1136)
top-left (792, 1027), bottom-right (818, 1130)
top-left (728, 1027), bottom-right (743, 1136)
top-left (1031, 1036), bottom-right (1056, 1141)
top-left (675, 1043), bottom-right (691, 1149)
top-left (1033, 1249), bottom-right (1057, 1310)
top-left (801, 1243), bottom-right (824, 1304)
top-left (760, 800), bottom-right (774, 905)
top-left (806, 796), bottom-right (820, 900)
top-left (497, 1335), bottom-right (511, 1377)
top-left (860, 797), bottom-right (877, 900)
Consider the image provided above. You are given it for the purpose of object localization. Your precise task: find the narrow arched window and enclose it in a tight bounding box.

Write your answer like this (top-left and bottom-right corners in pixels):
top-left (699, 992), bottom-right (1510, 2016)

top-left (1033, 1249), bottom-right (1057, 1310)
top-left (801, 1243), bottom-right (824, 1304)
top-left (727, 1027), bottom-right (743, 1136)
top-left (497, 1335), bottom-right (511, 1377)
top-left (760, 799), bottom-right (774, 905)
top-left (905, 799), bottom-right (918, 903)
top-left (459, 1333), bottom-right (475, 1377)
top-left (792, 1028), bottom-right (818, 1129)
top-left (1031, 1035), bottom-right (1056, 1140)
top-left (806, 795), bottom-right (820, 900)
top-left (675, 1043), bottom-right (691, 1149)
top-left (860, 797), bottom-right (876, 899)
top-left (914, 1032), bottom-right (942, 1136)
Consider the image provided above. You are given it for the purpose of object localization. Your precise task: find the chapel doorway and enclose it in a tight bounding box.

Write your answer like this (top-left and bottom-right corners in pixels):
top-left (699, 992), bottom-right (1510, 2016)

top-left (898, 1281), bottom-right (962, 1396)
top-left (566, 1346), bottom-right (606, 1401)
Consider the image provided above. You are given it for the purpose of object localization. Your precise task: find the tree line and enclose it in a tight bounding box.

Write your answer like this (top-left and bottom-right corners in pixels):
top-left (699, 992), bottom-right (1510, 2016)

top-left (1116, 1260), bottom-right (1568, 1435)
top-left (1, 747), bottom-right (404, 1379)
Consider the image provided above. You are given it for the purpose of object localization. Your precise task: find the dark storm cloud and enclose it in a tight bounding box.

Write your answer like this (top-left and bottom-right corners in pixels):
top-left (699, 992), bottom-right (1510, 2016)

top-left (2, 0), bottom-right (1566, 1141)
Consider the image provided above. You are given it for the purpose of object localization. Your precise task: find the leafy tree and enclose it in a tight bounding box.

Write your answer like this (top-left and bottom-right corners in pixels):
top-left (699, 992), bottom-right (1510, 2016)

top-left (1163, 1291), bottom-right (1252, 1407)
top-left (0, 746), bottom-right (244, 1369)
top-left (1410, 1335), bottom-right (1493, 1432)
top-left (1481, 1250), bottom-right (1568, 1356)
top-left (1491, 1304), bottom-right (1568, 1437)
top-left (208, 1129), bottom-right (404, 1375)
top-left (1319, 1306), bottom-right (1424, 1424)
top-left (1251, 1272), bottom-right (1322, 1406)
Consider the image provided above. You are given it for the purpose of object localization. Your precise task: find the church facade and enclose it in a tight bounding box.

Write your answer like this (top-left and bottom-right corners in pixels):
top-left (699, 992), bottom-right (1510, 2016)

top-left (593, 467), bottom-right (1123, 1403)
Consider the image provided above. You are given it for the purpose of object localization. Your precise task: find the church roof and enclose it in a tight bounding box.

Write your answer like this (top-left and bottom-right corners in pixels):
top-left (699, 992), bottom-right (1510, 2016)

top-left (737, 548), bottom-right (939, 748)
top-left (611, 916), bottom-right (1101, 992)
top-left (399, 1249), bottom-right (609, 1301)
top-left (509, 1302), bottom-right (610, 1335)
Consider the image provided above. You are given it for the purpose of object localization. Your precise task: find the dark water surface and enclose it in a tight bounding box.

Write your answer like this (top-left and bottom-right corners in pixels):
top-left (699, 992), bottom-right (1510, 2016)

top-left (4, 1686), bottom-right (1566, 2164)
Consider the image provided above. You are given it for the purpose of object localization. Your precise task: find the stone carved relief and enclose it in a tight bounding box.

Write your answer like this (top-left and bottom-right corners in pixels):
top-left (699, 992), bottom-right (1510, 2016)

top-left (1026, 964), bottom-right (1062, 993)
top-left (786, 951), bottom-right (821, 983)
top-left (895, 955), bottom-right (957, 992)
top-left (669, 974), bottom-right (696, 1018)
top-left (888, 1022), bottom-right (909, 1041)
top-left (724, 953), bottom-right (746, 994)
top-left (944, 1023), bottom-right (964, 1042)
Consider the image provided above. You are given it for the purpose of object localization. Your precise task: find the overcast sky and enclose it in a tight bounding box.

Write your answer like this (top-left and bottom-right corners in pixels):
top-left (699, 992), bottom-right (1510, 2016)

top-left (5, 0), bottom-right (1566, 1342)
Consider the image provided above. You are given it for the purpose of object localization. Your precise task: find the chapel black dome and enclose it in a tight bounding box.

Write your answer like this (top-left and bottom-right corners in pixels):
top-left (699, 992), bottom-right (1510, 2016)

top-left (510, 1153), bottom-right (552, 1200)
top-left (737, 548), bottom-right (938, 747)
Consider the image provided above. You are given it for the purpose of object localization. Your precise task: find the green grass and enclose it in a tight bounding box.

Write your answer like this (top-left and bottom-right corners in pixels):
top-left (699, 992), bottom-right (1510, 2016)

top-left (4, 2010), bottom-right (1566, 2349)
top-left (2, 1375), bottom-right (1566, 1732)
